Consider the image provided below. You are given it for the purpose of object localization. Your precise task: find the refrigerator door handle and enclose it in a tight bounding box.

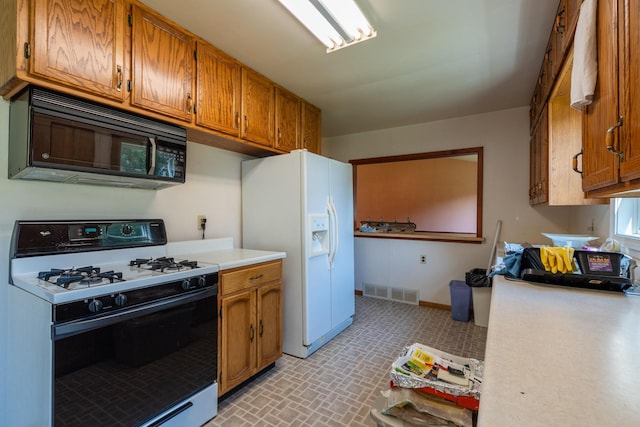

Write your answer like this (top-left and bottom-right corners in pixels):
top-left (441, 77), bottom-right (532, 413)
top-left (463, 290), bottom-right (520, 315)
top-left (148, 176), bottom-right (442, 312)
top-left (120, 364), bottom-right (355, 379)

top-left (328, 197), bottom-right (339, 268)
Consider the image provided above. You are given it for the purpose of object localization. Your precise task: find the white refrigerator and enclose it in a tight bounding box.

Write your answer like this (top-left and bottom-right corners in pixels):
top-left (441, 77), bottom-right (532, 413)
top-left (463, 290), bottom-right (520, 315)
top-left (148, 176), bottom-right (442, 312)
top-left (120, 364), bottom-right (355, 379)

top-left (242, 150), bottom-right (355, 358)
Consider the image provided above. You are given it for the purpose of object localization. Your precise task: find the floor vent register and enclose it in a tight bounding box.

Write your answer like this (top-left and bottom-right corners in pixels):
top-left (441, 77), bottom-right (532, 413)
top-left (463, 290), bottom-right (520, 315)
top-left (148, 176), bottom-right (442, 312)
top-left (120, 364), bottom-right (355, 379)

top-left (363, 283), bottom-right (419, 305)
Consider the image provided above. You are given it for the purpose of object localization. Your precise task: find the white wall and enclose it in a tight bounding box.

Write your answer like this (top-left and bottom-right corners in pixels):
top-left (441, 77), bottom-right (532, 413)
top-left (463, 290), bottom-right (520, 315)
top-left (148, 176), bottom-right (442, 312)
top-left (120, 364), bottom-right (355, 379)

top-left (0, 98), bottom-right (252, 425)
top-left (324, 106), bottom-right (610, 304)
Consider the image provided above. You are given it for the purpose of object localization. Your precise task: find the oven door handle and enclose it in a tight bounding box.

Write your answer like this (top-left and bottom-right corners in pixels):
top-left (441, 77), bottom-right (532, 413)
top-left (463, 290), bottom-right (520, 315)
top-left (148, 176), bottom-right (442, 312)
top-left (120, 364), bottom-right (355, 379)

top-left (53, 287), bottom-right (217, 340)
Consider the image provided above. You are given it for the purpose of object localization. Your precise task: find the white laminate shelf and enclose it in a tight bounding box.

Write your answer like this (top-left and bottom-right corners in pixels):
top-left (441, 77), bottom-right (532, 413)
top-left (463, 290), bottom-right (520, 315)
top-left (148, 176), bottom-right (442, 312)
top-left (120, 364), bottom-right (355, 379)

top-left (478, 276), bottom-right (640, 426)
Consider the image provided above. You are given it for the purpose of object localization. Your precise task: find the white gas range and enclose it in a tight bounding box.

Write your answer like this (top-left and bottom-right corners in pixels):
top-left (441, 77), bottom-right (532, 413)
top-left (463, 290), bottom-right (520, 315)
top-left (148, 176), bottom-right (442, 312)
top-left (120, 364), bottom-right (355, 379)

top-left (7, 219), bottom-right (220, 427)
top-left (11, 247), bottom-right (219, 304)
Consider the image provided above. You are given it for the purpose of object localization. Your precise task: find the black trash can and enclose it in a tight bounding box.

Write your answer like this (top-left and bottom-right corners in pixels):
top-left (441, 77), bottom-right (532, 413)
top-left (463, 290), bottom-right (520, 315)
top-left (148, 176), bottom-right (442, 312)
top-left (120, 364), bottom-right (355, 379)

top-left (449, 280), bottom-right (472, 322)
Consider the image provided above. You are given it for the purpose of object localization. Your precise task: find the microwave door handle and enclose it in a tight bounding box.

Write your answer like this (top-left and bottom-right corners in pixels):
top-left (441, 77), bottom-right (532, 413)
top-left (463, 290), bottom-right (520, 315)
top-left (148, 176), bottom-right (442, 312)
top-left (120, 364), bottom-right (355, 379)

top-left (148, 136), bottom-right (157, 175)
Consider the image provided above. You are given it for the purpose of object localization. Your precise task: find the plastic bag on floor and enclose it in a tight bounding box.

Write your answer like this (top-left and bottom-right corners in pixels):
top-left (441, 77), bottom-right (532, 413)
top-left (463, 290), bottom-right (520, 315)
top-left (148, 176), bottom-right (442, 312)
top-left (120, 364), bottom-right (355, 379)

top-left (380, 388), bottom-right (473, 427)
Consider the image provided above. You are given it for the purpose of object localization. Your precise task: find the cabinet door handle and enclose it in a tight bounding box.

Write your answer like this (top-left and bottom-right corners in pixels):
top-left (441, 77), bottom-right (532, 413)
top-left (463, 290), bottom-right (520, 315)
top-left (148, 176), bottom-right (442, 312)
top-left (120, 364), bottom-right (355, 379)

top-left (572, 150), bottom-right (583, 176)
top-left (606, 115), bottom-right (624, 159)
top-left (186, 93), bottom-right (193, 114)
top-left (250, 324), bottom-right (255, 341)
top-left (555, 8), bottom-right (565, 33)
top-left (244, 115), bottom-right (249, 132)
top-left (249, 274), bottom-right (264, 281)
top-left (116, 65), bottom-right (123, 92)
top-left (277, 128), bottom-right (282, 142)
top-left (259, 320), bottom-right (264, 337)
top-left (235, 112), bottom-right (239, 129)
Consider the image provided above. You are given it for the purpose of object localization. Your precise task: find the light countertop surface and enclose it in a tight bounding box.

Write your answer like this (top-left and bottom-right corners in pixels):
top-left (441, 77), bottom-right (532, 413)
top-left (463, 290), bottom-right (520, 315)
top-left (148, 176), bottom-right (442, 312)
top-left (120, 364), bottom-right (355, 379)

top-left (478, 275), bottom-right (640, 426)
top-left (166, 238), bottom-right (286, 270)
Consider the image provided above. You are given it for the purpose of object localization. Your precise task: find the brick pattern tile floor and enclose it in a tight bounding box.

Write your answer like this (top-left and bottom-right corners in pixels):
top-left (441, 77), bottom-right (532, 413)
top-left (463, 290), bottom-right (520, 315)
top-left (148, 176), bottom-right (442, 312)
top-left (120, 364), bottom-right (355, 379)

top-left (206, 295), bottom-right (487, 426)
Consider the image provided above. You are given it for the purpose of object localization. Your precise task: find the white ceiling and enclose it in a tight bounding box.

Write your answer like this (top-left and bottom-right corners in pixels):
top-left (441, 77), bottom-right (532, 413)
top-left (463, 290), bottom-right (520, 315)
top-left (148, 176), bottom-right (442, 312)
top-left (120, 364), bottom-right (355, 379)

top-left (140, 0), bottom-right (559, 137)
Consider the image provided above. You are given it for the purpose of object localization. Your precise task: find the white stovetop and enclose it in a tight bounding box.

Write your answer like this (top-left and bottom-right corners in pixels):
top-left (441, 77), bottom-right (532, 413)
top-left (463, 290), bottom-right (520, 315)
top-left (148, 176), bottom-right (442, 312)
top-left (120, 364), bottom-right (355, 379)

top-left (11, 238), bottom-right (284, 304)
top-left (10, 246), bottom-right (220, 304)
top-left (478, 276), bottom-right (640, 426)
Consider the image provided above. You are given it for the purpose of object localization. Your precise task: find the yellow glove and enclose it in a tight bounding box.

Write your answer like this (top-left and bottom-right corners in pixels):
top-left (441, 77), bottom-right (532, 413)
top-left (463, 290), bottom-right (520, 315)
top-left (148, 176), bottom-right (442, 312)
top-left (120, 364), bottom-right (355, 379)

top-left (540, 247), bottom-right (576, 274)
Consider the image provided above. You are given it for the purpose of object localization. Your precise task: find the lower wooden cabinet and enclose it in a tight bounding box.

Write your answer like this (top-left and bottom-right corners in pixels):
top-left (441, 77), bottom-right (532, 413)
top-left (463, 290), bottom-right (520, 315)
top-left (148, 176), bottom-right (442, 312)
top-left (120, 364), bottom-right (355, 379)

top-left (218, 260), bottom-right (282, 395)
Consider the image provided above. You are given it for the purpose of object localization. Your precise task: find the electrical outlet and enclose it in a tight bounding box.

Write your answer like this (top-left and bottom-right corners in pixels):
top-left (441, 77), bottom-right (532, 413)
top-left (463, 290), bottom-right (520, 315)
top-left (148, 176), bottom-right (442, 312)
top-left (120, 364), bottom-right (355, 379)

top-left (420, 255), bottom-right (426, 264)
top-left (197, 215), bottom-right (206, 230)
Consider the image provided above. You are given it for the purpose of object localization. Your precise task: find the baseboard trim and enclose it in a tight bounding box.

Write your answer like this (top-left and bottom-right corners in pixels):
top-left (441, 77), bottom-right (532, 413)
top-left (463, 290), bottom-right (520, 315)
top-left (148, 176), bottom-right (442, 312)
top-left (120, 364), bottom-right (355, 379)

top-left (419, 300), bottom-right (451, 311)
top-left (355, 290), bottom-right (450, 311)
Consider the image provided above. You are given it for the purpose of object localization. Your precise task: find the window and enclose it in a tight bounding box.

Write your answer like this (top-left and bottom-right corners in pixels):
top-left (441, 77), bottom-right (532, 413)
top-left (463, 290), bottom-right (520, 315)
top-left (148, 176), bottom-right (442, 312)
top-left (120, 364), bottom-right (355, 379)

top-left (615, 198), bottom-right (640, 239)
top-left (350, 147), bottom-right (483, 242)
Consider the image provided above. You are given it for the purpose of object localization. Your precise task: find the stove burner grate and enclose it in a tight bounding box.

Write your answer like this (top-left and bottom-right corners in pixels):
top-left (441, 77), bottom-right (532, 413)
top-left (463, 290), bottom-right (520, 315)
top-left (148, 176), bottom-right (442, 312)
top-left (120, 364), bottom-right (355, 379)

top-left (130, 257), bottom-right (199, 272)
top-left (37, 266), bottom-right (125, 289)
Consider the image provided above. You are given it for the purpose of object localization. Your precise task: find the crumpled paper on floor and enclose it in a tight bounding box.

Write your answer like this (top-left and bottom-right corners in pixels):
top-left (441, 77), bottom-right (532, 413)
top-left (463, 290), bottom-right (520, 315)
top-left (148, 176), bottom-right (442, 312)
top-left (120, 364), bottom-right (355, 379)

top-left (381, 388), bottom-right (473, 427)
top-left (390, 343), bottom-right (483, 402)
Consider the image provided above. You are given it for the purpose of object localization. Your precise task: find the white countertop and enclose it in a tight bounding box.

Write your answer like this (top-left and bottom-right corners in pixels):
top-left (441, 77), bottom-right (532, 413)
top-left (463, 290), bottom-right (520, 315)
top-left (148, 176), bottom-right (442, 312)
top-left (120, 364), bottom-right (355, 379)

top-left (478, 276), bottom-right (640, 426)
top-left (166, 238), bottom-right (286, 270)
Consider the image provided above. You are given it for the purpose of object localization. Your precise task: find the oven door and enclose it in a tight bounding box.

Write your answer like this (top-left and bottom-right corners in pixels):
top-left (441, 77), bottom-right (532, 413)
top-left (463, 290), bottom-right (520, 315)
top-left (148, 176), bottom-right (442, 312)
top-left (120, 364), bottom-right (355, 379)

top-left (52, 288), bottom-right (217, 427)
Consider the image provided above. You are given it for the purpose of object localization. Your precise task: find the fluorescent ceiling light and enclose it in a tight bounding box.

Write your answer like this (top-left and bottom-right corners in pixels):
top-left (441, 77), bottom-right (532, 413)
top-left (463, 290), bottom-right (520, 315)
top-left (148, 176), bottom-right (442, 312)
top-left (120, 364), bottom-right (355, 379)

top-left (278, 0), bottom-right (376, 52)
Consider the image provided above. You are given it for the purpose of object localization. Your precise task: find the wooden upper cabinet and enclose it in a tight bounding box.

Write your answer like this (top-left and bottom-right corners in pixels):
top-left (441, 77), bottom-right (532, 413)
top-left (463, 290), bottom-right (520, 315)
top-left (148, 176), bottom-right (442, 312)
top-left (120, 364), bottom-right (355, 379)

top-left (275, 87), bottom-right (301, 152)
top-left (545, 53), bottom-right (606, 206)
top-left (1, 0), bottom-right (319, 157)
top-left (530, 104), bottom-right (549, 205)
top-left (551, 0), bottom-right (567, 78)
top-left (302, 101), bottom-right (321, 154)
top-left (582, 0), bottom-right (620, 192)
top-left (565, 0), bottom-right (583, 41)
top-left (31, 0), bottom-right (126, 101)
top-left (196, 42), bottom-right (241, 136)
top-left (241, 68), bottom-right (275, 147)
top-left (130, 5), bottom-right (194, 122)
top-left (618, 0), bottom-right (640, 182)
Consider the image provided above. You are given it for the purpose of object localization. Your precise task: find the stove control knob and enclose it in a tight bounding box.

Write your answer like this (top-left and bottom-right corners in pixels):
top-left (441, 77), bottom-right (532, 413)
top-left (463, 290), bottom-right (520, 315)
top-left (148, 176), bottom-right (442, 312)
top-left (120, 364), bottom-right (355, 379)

top-left (114, 294), bottom-right (128, 307)
top-left (197, 276), bottom-right (206, 287)
top-left (182, 279), bottom-right (192, 291)
top-left (121, 224), bottom-right (133, 235)
top-left (88, 299), bottom-right (103, 313)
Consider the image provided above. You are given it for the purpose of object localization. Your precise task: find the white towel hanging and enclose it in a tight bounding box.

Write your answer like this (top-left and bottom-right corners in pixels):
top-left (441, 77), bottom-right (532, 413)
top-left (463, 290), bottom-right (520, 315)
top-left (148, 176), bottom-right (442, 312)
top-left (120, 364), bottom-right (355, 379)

top-left (570, 0), bottom-right (598, 110)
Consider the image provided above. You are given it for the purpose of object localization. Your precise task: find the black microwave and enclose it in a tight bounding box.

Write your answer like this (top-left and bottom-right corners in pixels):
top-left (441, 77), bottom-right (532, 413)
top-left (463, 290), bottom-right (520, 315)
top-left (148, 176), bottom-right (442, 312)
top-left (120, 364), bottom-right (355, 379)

top-left (8, 86), bottom-right (187, 189)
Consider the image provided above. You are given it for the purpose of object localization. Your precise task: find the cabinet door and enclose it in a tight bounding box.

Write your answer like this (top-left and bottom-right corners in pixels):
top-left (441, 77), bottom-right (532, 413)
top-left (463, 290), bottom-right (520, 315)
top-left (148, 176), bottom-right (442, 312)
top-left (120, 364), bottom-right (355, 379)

top-left (275, 88), bottom-right (301, 152)
top-left (131, 5), bottom-right (194, 122)
top-left (32, 0), bottom-right (126, 101)
top-left (257, 283), bottom-right (282, 369)
top-left (619, 0), bottom-right (640, 181)
top-left (582, 0), bottom-right (620, 191)
top-left (565, 0), bottom-right (583, 40)
top-left (241, 68), bottom-right (274, 146)
top-left (551, 0), bottom-right (568, 79)
top-left (530, 105), bottom-right (549, 205)
top-left (219, 290), bottom-right (256, 394)
top-left (302, 101), bottom-right (321, 154)
top-left (196, 42), bottom-right (241, 136)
